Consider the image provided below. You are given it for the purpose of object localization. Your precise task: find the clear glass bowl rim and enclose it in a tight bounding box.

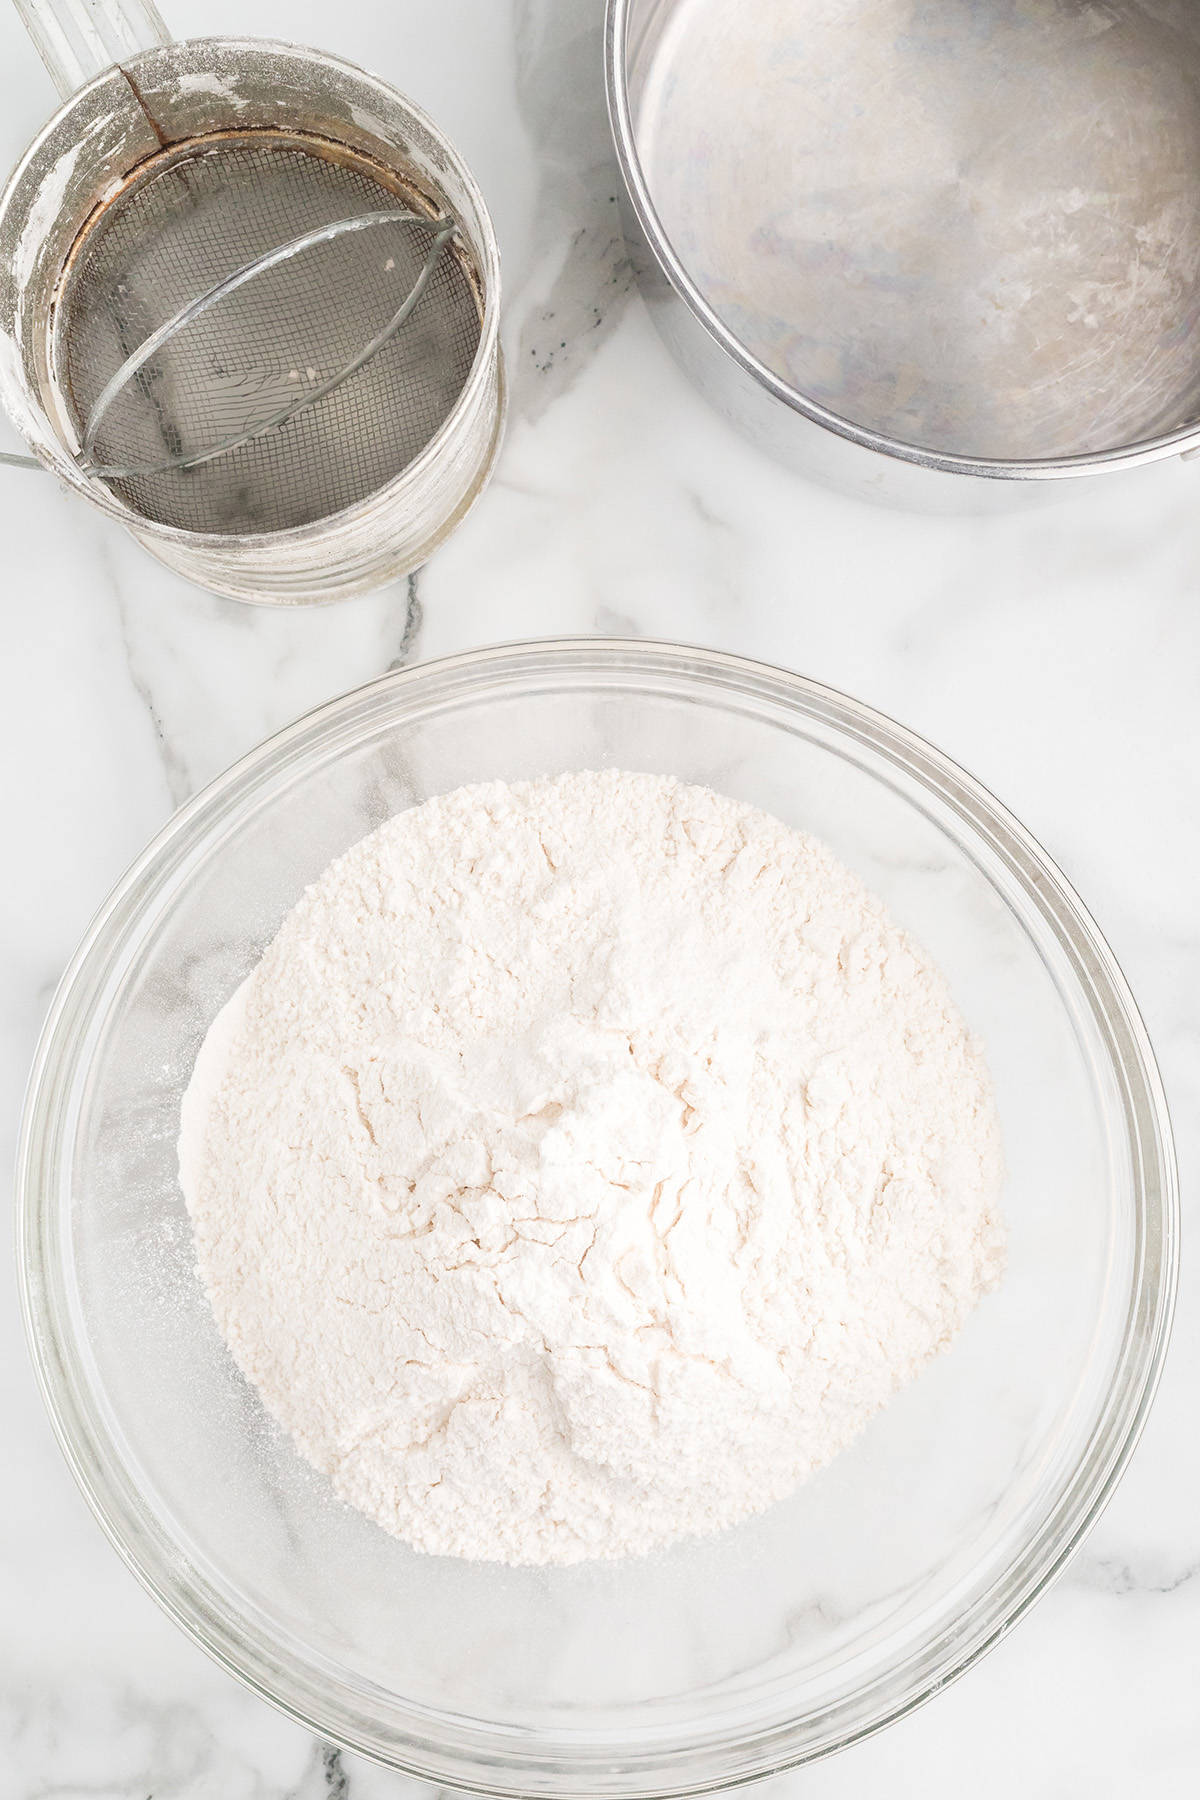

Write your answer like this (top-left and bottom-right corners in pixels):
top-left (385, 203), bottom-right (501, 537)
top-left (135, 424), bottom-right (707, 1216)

top-left (16, 638), bottom-right (1179, 1795)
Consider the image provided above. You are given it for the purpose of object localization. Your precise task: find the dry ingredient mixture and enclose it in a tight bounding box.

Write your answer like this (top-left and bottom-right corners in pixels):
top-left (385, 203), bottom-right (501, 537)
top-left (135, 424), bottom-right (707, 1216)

top-left (179, 771), bottom-right (1004, 1565)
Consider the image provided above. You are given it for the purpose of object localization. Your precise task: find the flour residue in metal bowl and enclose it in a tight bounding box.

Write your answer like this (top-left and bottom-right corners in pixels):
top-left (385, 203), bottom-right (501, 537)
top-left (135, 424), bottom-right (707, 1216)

top-left (636, 0), bottom-right (1200, 459)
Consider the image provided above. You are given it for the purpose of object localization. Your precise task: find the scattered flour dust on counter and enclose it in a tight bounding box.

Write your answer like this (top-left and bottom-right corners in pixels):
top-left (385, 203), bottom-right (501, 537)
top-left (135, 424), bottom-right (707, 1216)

top-left (179, 770), bottom-right (1005, 1566)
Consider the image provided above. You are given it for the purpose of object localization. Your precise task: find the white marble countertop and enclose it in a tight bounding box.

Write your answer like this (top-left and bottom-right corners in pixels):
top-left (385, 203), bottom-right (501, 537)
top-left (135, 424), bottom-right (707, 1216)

top-left (2, 0), bottom-right (1197, 1794)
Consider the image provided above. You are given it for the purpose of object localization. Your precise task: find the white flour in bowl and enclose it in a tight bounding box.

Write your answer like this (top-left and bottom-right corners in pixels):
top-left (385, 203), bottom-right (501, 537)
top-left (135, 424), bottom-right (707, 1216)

top-left (179, 770), bottom-right (1004, 1565)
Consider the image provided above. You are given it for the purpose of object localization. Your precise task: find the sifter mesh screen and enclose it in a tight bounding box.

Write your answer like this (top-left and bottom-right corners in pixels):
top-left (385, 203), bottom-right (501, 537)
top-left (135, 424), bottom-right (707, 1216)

top-left (53, 134), bottom-right (484, 536)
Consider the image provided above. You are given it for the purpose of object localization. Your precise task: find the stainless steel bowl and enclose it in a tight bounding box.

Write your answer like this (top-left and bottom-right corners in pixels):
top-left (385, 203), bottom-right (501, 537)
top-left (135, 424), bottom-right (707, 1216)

top-left (606, 0), bottom-right (1200, 507)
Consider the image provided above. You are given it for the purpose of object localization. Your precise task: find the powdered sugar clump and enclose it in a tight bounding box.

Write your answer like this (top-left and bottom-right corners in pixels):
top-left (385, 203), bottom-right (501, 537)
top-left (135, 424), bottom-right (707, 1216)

top-left (179, 771), bottom-right (1004, 1565)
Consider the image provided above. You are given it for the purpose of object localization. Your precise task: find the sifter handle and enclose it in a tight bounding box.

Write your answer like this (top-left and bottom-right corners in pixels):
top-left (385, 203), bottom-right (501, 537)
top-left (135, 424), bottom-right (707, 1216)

top-left (13, 0), bottom-right (171, 100)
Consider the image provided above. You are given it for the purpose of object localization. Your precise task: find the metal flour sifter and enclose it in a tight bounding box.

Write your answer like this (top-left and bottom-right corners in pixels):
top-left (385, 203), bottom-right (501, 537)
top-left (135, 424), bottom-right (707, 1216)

top-left (0, 0), bottom-right (503, 602)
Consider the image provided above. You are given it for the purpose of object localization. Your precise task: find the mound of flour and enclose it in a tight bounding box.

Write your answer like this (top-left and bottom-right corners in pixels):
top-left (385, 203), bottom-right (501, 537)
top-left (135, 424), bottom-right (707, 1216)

top-left (179, 770), bottom-right (1004, 1565)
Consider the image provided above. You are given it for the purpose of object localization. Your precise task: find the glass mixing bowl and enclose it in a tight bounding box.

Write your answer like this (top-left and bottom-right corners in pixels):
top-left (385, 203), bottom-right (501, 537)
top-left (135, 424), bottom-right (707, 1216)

top-left (17, 640), bottom-right (1177, 1794)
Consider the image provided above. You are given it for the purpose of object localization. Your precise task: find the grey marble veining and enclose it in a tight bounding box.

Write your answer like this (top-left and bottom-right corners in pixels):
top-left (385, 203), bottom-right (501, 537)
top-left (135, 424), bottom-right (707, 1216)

top-left (510, 0), bottom-right (636, 413)
top-left (1, 0), bottom-right (1198, 1796)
